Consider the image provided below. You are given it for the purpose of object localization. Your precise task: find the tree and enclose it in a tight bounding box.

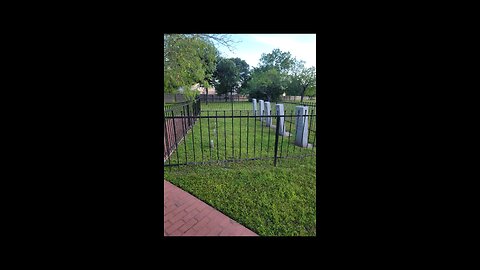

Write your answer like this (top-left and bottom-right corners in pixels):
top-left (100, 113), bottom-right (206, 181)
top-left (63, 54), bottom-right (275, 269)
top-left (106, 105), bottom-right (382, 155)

top-left (163, 34), bottom-right (234, 100)
top-left (296, 66), bottom-right (316, 102)
top-left (286, 59), bottom-right (316, 102)
top-left (230, 58), bottom-right (250, 94)
top-left (285, 76), bottom-right (302, 96)
top-left (258, 48), bottom-right (295, 73)
top-left (255, 49), bottom-right (295, 98)
top-left (247, 68), bottom-right (284, 102)
top-left (304, 85), bottom-right (316, 98)
top-left (213, 58), bottom-right (239, 100)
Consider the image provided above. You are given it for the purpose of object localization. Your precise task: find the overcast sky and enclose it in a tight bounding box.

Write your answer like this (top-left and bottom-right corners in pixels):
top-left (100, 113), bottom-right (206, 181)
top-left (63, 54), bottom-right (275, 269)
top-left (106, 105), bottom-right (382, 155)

top-left (216, 34), bottom-right (316, 69)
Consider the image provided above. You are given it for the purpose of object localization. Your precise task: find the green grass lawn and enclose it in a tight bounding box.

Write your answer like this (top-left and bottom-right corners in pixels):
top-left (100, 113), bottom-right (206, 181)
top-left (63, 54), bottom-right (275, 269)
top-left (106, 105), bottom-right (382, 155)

top-left (164, 157), bottom-right (316, 236)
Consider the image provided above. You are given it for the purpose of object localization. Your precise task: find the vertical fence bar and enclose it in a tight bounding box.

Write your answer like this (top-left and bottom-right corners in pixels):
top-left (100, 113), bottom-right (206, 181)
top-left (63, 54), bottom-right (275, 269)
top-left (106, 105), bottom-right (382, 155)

top-left (216, 111), bottom-right (219, 161)
top-left (274, 114), bottom-right (281, 167)
top-left (312, 114), bottom-right (316, 158)
top-left (164, 117), bottom-right (171, 166)
top-left (185, 104), bottom-right (191, 127)
top-left (191, 111), bottom-right (196, 163)
top-left (246, 111), bottom-right (249, 159)
top-left (207, 111), bottom-right (212, 160)
top-left (260, 114), bottom-right (264, 157)
top-left (182, 110), bottom-right (188, 165)
top-left (279, 109), bottom-right (285, 159)
top-left (232, 108), bottom-right (234, 159)
top-left (224, 111), bottom-right (227, 161)
top-left (172, 111), bottom-right (179, 165)
top-left (254, 112), bottom-right (257, 157)
top-left (301, 112), bottom-right (306, 155)
top-left (239, 111), bottom-right (242, 160)
top-left (199, 114), bottom-right (204, 163)
top-left (267, 109), bottom-right (271, 154)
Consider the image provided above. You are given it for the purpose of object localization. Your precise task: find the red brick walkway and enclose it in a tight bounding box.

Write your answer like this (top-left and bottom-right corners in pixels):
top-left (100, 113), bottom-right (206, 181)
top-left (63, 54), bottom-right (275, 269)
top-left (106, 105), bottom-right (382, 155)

top-left (164, 180), bottom-right (258, 236)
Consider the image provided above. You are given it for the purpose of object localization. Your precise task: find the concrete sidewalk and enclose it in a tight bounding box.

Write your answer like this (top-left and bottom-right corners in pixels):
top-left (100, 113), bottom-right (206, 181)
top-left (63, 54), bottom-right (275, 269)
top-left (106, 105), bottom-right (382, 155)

top-left (164, 180), bottom-right (258, 236)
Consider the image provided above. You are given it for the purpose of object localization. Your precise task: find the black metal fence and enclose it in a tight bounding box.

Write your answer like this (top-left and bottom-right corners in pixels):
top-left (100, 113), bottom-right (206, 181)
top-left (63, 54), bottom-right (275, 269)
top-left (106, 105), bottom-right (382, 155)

top-left (163, 109), bottom-right (316, 167)
top-left (164, 97), bottom-right (201, 161)
top-left (281, 96), bottom-right (316, 101)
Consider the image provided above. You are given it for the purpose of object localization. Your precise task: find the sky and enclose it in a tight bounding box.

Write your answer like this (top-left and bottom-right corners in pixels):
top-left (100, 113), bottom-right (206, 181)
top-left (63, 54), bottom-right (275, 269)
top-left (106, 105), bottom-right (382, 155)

top-left (216, 34), bottom-right (316, 69)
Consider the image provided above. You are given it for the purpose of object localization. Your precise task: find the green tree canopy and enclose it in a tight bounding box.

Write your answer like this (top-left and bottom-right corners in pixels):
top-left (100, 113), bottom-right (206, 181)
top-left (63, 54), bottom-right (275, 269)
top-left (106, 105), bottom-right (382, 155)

top-left (285, 59), bottom-right (316, 102)
top-left (247, 68), bottom-right (284, 102)
top-left (230, 58), bottom-right (250, 94)
top-left (164, 34), bottom-right (221, 99)
top-left (258, 48), bottom-right (295, 73)
top-left (213, 58), bottom-right (239, 97)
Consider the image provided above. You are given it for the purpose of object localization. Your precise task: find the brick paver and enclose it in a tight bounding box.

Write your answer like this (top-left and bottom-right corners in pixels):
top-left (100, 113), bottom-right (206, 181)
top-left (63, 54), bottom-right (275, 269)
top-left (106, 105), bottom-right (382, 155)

top-left (164, 180), bottom-right (258, 236)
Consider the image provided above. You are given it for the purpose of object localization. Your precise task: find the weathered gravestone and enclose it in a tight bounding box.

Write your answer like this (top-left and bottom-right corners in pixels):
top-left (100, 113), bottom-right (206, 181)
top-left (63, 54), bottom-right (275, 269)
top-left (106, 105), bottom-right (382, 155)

top-left (252, 98), bottom-right (257, 116)
top-left (275, 104), bottom-right (286, 136)
top-left (259, 100), bottom-right (264, 122)
top-left (295, 106), bottom-right (309, 147)
top-left (265, 102), bottom-right (271, 127)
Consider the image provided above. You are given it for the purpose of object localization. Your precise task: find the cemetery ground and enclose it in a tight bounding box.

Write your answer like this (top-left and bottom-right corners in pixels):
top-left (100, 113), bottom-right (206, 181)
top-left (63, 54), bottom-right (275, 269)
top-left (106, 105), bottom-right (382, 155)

top-left (164, 100), bottom-right (317, 236)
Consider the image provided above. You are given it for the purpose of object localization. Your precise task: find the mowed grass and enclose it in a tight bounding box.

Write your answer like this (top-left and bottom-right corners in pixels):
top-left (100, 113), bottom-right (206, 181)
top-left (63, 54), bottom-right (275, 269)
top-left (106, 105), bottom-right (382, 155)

top-left (166, 112), bottom-right (316, 165)
top-left (164, 157), bottom-right (316, 236)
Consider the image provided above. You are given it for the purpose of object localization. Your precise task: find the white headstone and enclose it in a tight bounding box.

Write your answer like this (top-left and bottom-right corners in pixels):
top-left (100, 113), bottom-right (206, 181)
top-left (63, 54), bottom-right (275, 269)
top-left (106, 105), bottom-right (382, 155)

top-left (259, 100), bottom-right (264, 122)
top-left (265, 102), bottom-right (271, 126)
top-left (295, 106), bottom-right (309, 147)
top-left (276, 104), bottom-right (285, 135)
top-left (252, 98), bottom-right (257, 116)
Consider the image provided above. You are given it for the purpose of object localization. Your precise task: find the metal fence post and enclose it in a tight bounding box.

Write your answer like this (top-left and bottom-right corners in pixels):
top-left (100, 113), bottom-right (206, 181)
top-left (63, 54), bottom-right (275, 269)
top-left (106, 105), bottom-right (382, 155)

top-left (274, 114), bottom-right (281, 167)
top-left (186, 104), bottom-right (191, 127)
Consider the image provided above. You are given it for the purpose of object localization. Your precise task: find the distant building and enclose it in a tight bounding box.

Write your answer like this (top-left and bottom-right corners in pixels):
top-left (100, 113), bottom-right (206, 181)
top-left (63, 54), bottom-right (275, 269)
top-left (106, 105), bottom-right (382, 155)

top-left (191, 83), bottom-right (216, 95)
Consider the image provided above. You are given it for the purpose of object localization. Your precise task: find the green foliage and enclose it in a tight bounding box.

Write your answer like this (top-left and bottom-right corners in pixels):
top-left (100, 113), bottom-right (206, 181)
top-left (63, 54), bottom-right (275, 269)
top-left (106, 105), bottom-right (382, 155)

top-left (285, 59), bottom-right (316, 101)
top-left (182, 87), bottom-right (200, 101)
top-left (245, 49), bottom-right (299, 101)
top-left (304, 85), bottom-right (316, 97)
top-left (247, 68), bottom-right (285, 102)
top-left (213, 58), bottom-right (239, 96)
top-left (230, 58), bottom-right (250, 93)
top-left (258, 48), bottom-right (295, 73)
top-left (286, 76), bottom-right (302, 96)
top-left (213, 57), bottom-right (251, 97)
top-left (164, 34), bottom-right (219, 94)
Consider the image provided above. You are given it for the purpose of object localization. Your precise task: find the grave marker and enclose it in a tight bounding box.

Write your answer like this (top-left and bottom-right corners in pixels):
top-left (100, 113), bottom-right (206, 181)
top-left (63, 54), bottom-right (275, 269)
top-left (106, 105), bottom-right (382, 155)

top-left (265, 102), bottom-right (271, 127)
top-left (259, 100), bottom-right (264, 122)
top-left (295, 106), bottom-right (309, 147)
top-left (275, 104), bottom-right (286, 136)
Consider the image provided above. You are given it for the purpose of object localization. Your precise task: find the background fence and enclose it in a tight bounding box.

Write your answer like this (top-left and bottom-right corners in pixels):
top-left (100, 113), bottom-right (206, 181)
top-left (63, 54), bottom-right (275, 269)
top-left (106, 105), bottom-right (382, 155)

top-left (281, 96), bottom-right (316, 101)
top-left (164, 97), bottom-right (201, 161)
top-left (199, 94), bottom-right (249, 103)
